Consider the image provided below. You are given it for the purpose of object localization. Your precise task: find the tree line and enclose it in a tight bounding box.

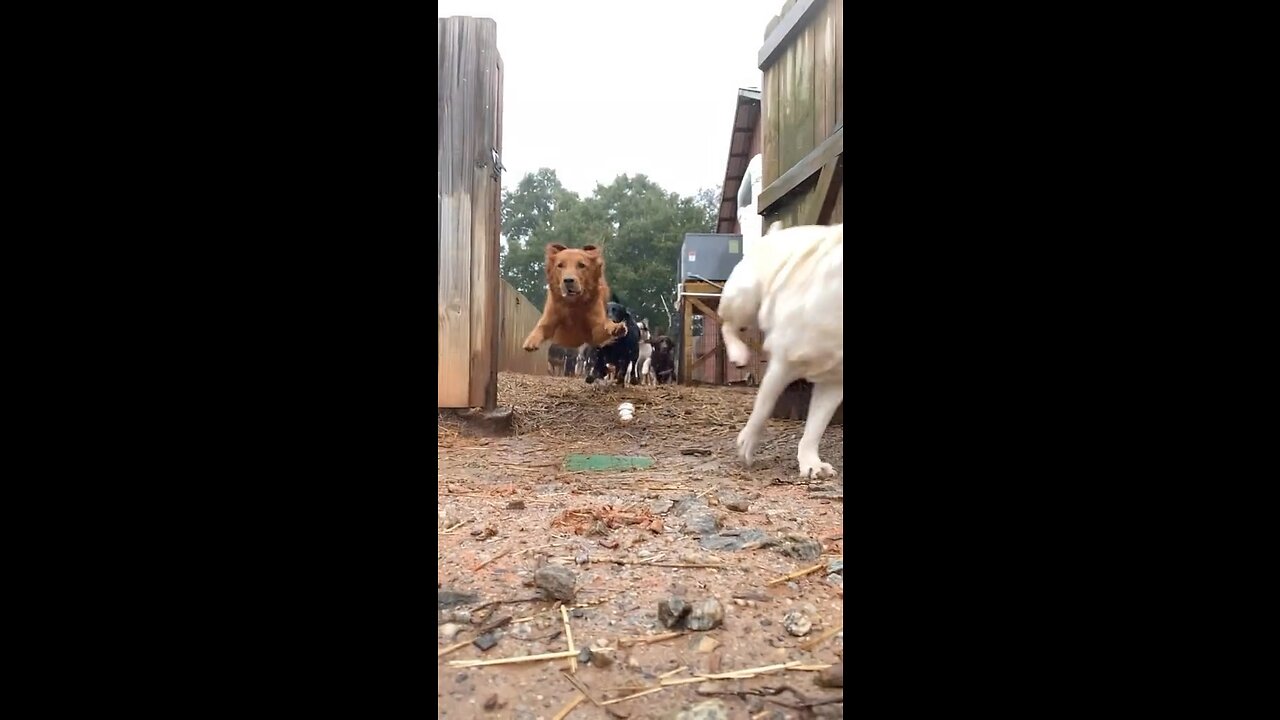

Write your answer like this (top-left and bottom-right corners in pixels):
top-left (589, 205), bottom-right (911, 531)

top-left (499, 169), bottom-right (720, 335)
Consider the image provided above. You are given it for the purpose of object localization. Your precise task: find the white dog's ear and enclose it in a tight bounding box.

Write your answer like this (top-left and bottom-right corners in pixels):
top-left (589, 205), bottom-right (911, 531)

top-left (766, 221), bottom-right (783, 235)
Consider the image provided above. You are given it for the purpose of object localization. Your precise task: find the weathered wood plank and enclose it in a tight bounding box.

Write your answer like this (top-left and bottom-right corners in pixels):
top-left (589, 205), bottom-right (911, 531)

top-left (758, 124), bottom-right (843, 215)
top-left (680, 297), bottom-right (694, 384)
top-left (762, 63), bottom-right (780, 187)
top-left (468, 19), bottom-right (499, 408)
top-left (439, 18), bottom-right (473, 408)
top-left (758, 0), bottom-right (823, 70)
top-left (806, 155), bottom-right (842, 225)
top-left (497, 281), bottom-right (547, 376)
top-left (833, 0), bottom-right (843, 125)
top-left (778, 42), bottom-right (796, 175)
top-left (815, 0), bottom-right (835, 145)
top-left (789, 23), bottom-right (816, 181)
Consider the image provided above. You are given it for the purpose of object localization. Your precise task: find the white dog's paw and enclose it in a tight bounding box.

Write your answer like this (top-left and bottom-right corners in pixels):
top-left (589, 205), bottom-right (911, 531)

top-left (798, 458), bottom-right (836, 479)
top-left (736, 427), bottom-right (760, 467)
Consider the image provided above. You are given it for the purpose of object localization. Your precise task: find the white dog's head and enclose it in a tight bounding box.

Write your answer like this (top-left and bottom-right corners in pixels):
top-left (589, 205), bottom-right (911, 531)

top-left (719, 261), bottom-right (762, 368)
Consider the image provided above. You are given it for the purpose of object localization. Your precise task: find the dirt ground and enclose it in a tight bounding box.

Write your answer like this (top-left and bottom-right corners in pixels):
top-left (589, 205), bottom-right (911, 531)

top-left (438, 373), bottom-right (844, 720)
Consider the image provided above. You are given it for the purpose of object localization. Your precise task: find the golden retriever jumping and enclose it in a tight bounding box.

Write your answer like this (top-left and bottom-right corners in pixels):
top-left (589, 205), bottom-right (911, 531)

top-left (522, 243), bottom-right (626, 351)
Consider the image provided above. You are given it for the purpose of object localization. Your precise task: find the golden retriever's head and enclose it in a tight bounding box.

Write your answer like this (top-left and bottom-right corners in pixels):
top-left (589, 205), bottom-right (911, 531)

top-left (545, 243), bottom-right (603, 300)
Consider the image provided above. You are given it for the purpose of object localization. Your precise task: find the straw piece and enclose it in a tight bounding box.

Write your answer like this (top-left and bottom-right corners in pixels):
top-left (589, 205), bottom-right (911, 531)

top-left (447, 649), bottom-right (579, 668)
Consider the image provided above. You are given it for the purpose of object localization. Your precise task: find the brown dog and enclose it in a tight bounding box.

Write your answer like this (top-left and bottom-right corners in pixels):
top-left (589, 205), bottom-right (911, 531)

top-left (522, 244), bottom-right (626, 351)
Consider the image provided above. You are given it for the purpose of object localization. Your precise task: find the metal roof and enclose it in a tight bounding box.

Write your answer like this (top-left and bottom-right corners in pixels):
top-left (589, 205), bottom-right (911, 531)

top-left (716, 88), bottom-right (762, 234)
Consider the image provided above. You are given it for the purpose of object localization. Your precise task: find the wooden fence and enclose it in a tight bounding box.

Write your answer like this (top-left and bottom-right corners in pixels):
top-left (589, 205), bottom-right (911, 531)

top-left (759, 0), bottom-right (843, 229)
top-left (757, 0), bottom-right (844, 423)
top-left (439, 16), bottom-right (504, 409)
top-left (497, 281), bottom-right (548, 377)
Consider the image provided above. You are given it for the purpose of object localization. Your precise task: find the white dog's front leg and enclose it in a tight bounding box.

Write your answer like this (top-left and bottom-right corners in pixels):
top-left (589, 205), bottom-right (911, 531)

top-left (736, 366), bottom-right (794, 468)
top-left (797, 382), bottom-right (843, 479)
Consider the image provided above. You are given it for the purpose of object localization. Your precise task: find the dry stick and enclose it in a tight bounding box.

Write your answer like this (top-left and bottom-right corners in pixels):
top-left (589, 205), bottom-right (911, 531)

top-left (617, 631), bottom-right (683, 646)
top-left (437, 639), bottom-right (470, 658)
top-left (550, 693), bottom-right (584, 720)
top-left (800, 624), bottom-right (843, 651)
top-left (599, 662), bottom-right (808, 706)
top-left (560, 671), bottom-right (606, 708)
top-left (447, 649), bottom-right (580, 668)
top-left (765, 563), bottom-right (827, 586)
top-left (472, 546), bottom-right (512, 572)
top-left (658, 665), bottom-right (688, 679)
top-left (561, 606), bottom-right (577, 674)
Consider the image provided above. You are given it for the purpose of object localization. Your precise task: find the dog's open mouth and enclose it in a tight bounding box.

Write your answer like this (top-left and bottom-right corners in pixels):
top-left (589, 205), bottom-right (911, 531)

top-left (563, 288), bottom-right (581, 297)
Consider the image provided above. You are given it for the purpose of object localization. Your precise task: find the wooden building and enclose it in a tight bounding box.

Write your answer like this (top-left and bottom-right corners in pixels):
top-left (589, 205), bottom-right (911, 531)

top-left (757, 0), bottom-right (844, 422)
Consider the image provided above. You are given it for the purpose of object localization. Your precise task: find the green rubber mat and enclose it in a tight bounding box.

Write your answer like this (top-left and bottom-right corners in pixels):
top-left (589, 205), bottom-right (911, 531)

top-left (563, 454), bottom-right (655, 472)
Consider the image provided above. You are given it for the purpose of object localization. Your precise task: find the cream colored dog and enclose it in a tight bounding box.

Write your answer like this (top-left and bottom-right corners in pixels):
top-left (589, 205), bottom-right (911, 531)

top-left (719, 222), bottom-right (843, 479)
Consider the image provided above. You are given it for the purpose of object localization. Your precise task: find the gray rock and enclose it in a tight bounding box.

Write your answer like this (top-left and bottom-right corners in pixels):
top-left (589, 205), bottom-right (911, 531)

top-left (673, 699), bottom-right (730, 720)
top-left (438, 589), bottom-right (478, 608)
top-left (534, 564), bottom-right (578, 601)
top-left (577, 647), bottom-right (592, 664)
top-left (472, 632), bottom-right (498, 651)
top-left (685, 599), bottom-right (725, 631)
top-left (658, 596), bottom-right (692, 628)
top-left (650, 498), bottom-right (675, 514)
top-left (717, 490), bottom-right (750, 512)
top-left (439, 623), bottom-right (466, 641)
top-left (767, 533), bottom-right (823, 560)
top-left (440, 608), bottom-right (471, 624)
top-left (699, 528), bottom-right (770, 551)
top-left (782, 610), bottom-right (812, 637)
top-left (681, 507), bottom-right (721, 535)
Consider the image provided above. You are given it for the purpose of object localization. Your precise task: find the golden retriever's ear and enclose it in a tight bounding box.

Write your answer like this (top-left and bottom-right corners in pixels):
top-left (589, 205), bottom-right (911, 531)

top-left (581, 245), bottom-right (600, 255)
top-left (545, 243), bottom-right (567, 259)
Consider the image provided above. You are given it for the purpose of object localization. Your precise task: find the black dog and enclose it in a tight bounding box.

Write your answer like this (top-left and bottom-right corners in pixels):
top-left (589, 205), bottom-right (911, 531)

top-left (586, 302), bottom-right (640, 386)
top-left (650, 336), bottom-right (676, 384)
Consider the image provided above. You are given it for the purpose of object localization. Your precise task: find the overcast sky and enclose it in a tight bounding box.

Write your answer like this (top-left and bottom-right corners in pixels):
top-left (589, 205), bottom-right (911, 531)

top-left (439, 0), bottom-right (780, 199)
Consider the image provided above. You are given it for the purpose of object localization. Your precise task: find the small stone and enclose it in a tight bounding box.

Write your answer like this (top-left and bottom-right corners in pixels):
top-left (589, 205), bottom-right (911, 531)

top-left (650, 499), bottom-right (674, 514)
top-left (482, 693), bottom-right (503, 711)
top-left (685, 599), bottom-right (724, 631)
top-left (769, 534), bottom-right (822, 560)
top-left (782, 610), bottom-right (812, 637)
top-left (506, 499), bottom-right (526, 510)
top-left (815, 662), bottom-right (843, 688)
top-left (594, 638), bottom-right (609, 649)
top-left (674, 699), bottom-right (730, 720)
top-left (717, 490), bottom-right (750, 512)
top-left (472, 632), bottom-right (498, 651)
top-left (534, 565), bottom-right (578, 601)
top-left (439, 623), bottom-right (466, 641)
top-left (681, 507), bottom-right (721, 535)
top-left (658, 597), bottom-right (691, 628)
top-left (444, 608), bottom-right (472, 624)
top-left (592, 650), bottom-right (614, 668)
top-left (733, 598), bottom-right (746, 606)
top-left (694, 635), bottom-right (720, 653)
top-left (577, 647), bottom-right (592, 664)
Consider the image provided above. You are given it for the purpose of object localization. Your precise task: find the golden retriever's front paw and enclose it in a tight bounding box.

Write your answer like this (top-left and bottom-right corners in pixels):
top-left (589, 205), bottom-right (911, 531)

top-left (522, 332), bottom-right (543, 351)
top-left (607, 321), bottom-right (627, 338)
